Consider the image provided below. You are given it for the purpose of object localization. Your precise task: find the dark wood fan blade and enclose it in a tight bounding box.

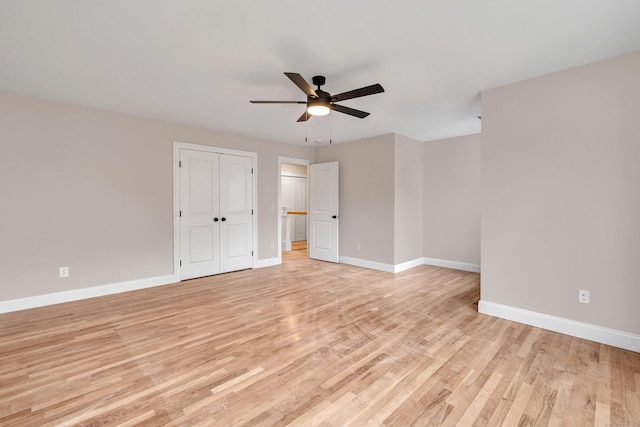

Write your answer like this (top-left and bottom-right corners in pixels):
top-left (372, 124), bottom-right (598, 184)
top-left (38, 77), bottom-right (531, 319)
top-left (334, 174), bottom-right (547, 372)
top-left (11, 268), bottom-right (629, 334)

top-left (296, 110), bottom-right (310, 122)
top-left (331, 103), bottom-right (370, 118)
top-left (331, 84), bottom-right (384, 102)
top-left (250, 100), bottom-right (306, 104)
top-left (285, 72), bottom-right (318, 98)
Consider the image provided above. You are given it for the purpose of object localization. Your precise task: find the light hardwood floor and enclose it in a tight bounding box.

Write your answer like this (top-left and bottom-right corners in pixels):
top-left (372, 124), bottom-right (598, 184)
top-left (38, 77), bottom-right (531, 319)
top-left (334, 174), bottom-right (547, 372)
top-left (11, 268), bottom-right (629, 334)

top-left (1, 251), bottom-right (638, 426)
top-left (290, 241), bottom-right (307, 252)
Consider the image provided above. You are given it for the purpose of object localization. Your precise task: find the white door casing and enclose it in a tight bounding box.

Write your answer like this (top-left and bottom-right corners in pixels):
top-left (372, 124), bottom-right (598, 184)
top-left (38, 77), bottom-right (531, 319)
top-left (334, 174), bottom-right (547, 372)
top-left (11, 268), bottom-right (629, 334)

top-left (308, 161), bottom-right (339, 263)
top-left (176, 143), bottom-right (255, 280)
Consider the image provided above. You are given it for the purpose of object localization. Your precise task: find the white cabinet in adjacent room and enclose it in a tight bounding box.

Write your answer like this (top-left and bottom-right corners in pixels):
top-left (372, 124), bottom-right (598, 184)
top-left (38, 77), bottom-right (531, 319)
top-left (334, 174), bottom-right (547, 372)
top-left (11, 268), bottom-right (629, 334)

top-left (282, 175), bottom-right (307, 242)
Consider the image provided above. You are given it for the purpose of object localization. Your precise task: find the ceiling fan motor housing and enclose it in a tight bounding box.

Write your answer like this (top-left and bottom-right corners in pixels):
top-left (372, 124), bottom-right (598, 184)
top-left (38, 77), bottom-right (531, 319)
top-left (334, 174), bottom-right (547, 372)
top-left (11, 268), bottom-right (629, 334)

top-left (312, 89), bottom-right (331, 101)
top-left (312, 75), bottom-right (326, 88)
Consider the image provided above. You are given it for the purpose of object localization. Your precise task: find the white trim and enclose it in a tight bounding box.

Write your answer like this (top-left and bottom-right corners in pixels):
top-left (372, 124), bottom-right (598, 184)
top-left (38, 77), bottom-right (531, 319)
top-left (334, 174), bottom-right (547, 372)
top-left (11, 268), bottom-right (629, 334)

top-left (281, 172), bottom-right (308, 178)
top-left (255, 257), bottom-right (280, 268)
top-left (0, 274), bottom-right (178, 314)
top-left (173, 143), bottom-right (181, 279)
top-left (478, 300), bottom-right (640, 353)
top-left (173, 142), bottom-right (258, 281)
top-left (394, 258), bottom-right (425, 273)
top-left (339, 256), bottom-right (395, 273)
top-left (423, 257), bottom-right (481, 273)
top-left (340, 256), bottom-right (480, 274)
top-left (174, 141), bottom-right (257, 158)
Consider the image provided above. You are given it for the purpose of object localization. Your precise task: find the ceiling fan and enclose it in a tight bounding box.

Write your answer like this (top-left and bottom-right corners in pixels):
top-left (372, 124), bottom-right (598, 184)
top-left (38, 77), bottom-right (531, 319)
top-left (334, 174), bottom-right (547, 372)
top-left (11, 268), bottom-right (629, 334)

top-left (250, 72), bottom-right (384, 122)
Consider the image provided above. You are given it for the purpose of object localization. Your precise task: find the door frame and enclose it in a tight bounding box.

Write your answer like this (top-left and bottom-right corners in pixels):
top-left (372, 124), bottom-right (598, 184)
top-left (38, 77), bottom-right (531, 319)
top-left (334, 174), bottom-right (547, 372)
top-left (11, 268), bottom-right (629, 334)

top-left (173, 141), bottom-right (257, 281)
top-left (277, 156), bottom-right (311, 265)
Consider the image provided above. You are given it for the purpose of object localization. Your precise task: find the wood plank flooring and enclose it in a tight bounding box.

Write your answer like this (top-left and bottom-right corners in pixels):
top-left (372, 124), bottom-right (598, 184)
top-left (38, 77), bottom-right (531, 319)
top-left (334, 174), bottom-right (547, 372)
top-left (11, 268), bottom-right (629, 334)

top-left (1, 251), bottom-right (639, 426)
top-left (290, 241), bottom-right (307, 252)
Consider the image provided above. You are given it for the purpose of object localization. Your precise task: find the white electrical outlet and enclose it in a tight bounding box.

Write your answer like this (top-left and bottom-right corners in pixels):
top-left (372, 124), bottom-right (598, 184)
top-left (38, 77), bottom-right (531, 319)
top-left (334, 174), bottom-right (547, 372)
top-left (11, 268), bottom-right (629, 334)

top-left (59, 266), bottom-right (69, 278)
top-left (356, 242), bottom-right (361, 251)
top-left (578, 289), bottom-right (589, 304)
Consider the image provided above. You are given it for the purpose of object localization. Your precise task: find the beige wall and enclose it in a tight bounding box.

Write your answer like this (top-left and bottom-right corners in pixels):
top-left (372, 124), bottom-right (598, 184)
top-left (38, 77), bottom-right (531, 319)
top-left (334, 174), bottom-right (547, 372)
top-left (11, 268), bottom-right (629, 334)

top-left (423, 134), bottom-right (481, 265)
top-left (0, 90), bottom-right (314, 301)
top-left (316, 133), bottom-right (433, 267)
top-left (481, 52), bottom-right (640, 334)
top-left (315, 134), bottom-right (396, 264)
top-left (394, 134), bottom-right (424, 264)
top-left (1, 89), bottom-right (482, 305)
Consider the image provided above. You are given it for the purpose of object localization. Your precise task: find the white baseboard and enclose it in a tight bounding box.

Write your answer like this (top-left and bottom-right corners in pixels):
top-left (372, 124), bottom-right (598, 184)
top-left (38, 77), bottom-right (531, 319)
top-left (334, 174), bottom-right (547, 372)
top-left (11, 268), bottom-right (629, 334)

top-left (478, 300), bottom-right (640, 353)
top-left (394, 258), bottom-right (425, 273)
top-left (0, 274), bottom-right (178, 314)
top-left (339, 256), bottom-right (477, 274)
top-left (339, 256), bottom-right (395, 273)
top-left (256, 257), bottom-right (280, 268)
top-left (422, 257), bottom-right (481, 273)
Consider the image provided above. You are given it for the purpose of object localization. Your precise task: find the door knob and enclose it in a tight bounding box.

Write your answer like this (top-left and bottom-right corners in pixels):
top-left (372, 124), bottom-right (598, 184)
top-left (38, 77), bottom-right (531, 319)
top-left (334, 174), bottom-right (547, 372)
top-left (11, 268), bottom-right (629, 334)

top-left (213, 217), bottom-right (219, 222)
top-left (221, 217), bottom-right (227, 221)
top-left (332, 215), bottom-right (337, 219)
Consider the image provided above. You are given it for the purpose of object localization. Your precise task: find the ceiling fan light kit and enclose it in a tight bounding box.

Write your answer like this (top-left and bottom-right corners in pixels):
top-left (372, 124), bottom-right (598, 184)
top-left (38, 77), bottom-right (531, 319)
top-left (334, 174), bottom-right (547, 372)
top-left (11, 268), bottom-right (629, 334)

top-left (307, 99), bottom-right (330, 116)
top-left (250, 72), bottom-right (384, 122)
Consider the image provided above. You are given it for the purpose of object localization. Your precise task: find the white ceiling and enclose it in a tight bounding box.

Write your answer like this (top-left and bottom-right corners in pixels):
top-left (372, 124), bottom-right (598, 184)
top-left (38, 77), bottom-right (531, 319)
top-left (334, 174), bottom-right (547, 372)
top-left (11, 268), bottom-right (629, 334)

top-left (1, 1), bottom-right (640, 145)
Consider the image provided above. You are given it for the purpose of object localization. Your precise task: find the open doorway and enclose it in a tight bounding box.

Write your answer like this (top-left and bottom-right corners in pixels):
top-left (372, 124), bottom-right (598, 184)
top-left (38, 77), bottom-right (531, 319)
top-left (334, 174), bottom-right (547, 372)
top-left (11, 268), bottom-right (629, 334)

top-left (278, 157), bottom-right (310, 264)
top-left (281, 163), bottom-right (308, 256)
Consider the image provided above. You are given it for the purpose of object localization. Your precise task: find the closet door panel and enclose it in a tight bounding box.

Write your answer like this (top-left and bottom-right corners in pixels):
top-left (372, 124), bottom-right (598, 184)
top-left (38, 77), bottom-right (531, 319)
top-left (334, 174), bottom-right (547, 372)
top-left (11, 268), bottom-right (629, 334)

top-left (180, 150), bottom-right (220, 279)
top-left (220, 154), bottom-right (253, 273)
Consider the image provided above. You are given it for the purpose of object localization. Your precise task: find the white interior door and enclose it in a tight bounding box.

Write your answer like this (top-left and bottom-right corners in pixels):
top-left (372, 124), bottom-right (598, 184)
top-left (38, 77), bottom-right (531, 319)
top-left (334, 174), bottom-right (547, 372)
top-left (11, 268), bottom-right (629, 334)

top-left (219, 154), bottom-right (253, 273)
top-left (180, 149), bottom-right (220, 279)
top-left (308, 161), bottom-right (339, 262)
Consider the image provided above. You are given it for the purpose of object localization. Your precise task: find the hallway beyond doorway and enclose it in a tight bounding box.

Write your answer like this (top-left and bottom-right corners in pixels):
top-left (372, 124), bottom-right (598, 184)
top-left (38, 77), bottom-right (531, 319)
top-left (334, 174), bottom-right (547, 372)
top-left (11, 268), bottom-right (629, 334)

top-left (291, 240), bottom-right (307, 252)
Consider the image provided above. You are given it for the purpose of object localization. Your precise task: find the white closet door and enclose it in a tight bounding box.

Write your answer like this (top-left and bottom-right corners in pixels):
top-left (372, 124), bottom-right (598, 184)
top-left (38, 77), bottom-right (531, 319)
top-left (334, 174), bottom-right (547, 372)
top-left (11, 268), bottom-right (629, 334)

top-left (219, 154), bottom-right (253, 273)
top-left (180, 149), bottom-right (220, 279)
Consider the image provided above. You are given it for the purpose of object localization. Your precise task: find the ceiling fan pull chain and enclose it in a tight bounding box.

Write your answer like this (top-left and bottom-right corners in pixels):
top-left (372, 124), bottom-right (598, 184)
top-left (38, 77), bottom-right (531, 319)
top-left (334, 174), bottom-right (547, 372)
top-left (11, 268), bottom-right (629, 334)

top-left (330, 113), bottom-right (333, 144)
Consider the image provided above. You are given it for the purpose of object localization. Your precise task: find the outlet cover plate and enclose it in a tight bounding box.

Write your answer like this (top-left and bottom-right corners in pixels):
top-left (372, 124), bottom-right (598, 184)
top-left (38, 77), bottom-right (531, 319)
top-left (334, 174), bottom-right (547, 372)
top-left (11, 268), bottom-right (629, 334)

top-left (59, 266), bottom-right (69, 278)
top-left (578, 289), bottom-right (589, 304)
